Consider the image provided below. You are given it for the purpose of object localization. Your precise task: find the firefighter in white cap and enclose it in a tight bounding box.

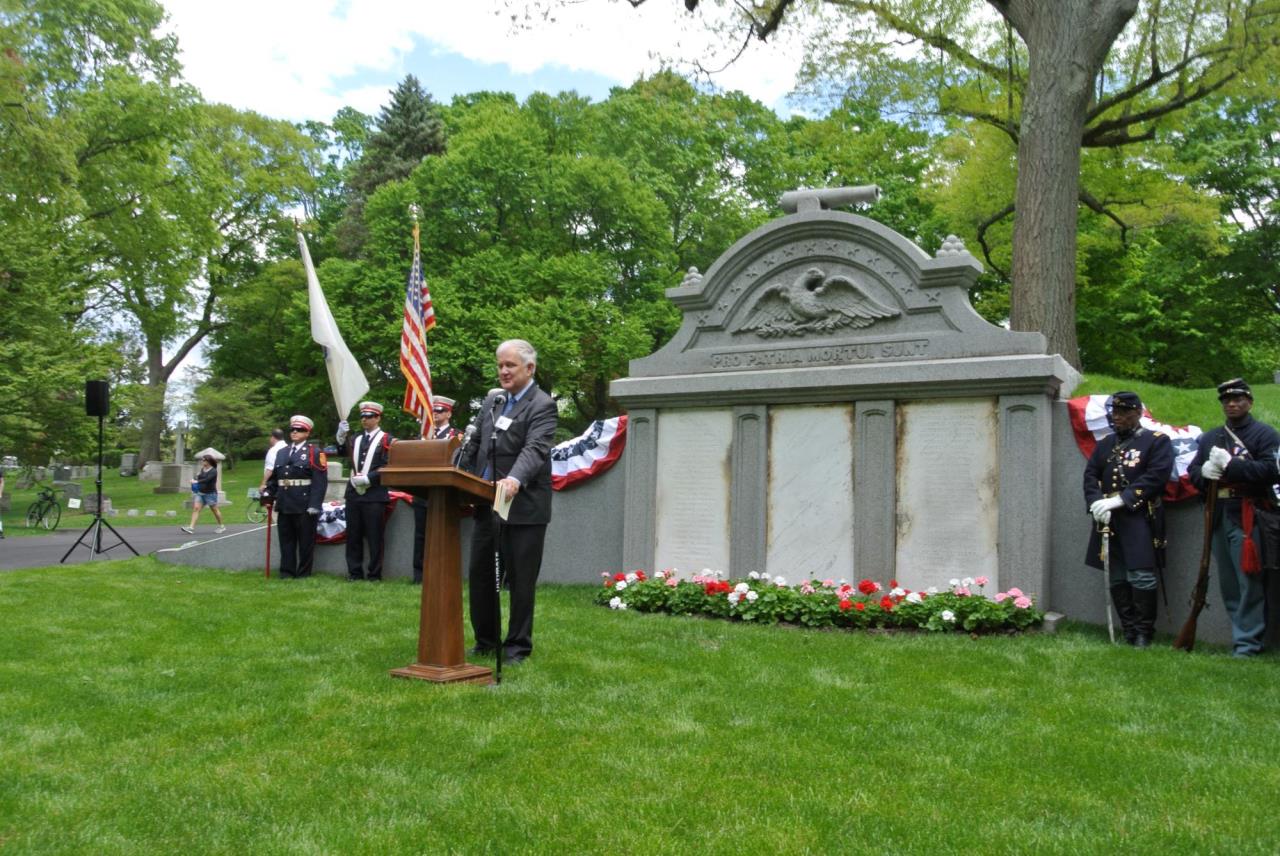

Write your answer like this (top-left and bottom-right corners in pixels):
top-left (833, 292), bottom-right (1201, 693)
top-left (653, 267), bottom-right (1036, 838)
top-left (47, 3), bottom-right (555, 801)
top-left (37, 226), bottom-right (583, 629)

top-left (410, 396), bottom-right (461, 583)
top-left (336, 401), bottom-right (395, 581)
top-left (264, 415), bottom-right (328, 578)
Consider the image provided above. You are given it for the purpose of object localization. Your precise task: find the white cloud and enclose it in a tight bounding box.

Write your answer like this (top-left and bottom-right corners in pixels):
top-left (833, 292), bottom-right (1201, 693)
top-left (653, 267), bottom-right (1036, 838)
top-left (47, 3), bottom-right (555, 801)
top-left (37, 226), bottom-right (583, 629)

top-left (161, 0), bottom-right (811, 121)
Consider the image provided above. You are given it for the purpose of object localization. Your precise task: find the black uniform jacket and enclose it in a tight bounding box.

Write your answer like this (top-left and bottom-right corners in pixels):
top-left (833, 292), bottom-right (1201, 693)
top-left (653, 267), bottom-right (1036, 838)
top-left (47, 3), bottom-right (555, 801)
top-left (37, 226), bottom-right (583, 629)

top-left (458, 384), bottom-right (557, 525)
top-left (1187, 415), bottom-right (1280, 524)
top-left (341, 430), bottom-right (394, 504)
top-left (1083, 426), bottom-right (1174, 571)
top-left (265, 443), bottom-right (328, 514)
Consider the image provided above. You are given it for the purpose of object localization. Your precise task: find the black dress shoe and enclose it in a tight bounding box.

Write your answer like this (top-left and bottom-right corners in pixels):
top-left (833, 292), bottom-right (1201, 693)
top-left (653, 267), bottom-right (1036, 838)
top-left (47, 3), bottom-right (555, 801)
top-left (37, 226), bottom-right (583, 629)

top-left (504, 653), bottom-right (528, 665)
top-left (346, 574), bottom-right (364, 582)
top-left (467, 646), bottom-right (495, 657)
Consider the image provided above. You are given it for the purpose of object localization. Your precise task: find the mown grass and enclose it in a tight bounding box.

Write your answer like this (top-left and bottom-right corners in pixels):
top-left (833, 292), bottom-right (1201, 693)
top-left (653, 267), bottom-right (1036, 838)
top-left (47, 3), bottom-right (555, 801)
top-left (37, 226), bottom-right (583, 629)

top-left (2, 560), bottom-right (1279, 854)
top-left (1074, 375), bottom-right (1279, 432)
top-left (0, 468), bottom-right (259, 537)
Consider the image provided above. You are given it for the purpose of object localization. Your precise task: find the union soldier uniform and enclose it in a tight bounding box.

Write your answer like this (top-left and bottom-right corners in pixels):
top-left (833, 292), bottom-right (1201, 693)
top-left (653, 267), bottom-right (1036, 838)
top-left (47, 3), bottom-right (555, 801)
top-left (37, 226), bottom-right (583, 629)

top-left (1187, 378), bottom-right (1280, 657)
top-left (336, 401), bottom-right (394, 581)
top-left (1083, 391), bottom-right (1174, 646)
top-left (265, 415), bottom-right (328, 578)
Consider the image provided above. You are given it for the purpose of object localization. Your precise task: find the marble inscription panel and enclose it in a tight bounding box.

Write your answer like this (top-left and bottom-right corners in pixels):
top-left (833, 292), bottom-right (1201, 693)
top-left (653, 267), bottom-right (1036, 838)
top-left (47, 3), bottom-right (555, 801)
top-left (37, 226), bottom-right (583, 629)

top-left (895, 399), bottom-right (998, 592)
top-left (654, 408), bottom-right (733, 574)
top-left (766, 405), bottom-right (854, 580)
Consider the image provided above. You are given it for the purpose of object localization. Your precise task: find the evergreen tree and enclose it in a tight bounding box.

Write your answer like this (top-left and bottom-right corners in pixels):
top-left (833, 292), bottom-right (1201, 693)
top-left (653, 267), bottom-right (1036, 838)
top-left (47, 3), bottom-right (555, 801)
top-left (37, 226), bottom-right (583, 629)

top-left (337, 75), bottom-right (446, 254)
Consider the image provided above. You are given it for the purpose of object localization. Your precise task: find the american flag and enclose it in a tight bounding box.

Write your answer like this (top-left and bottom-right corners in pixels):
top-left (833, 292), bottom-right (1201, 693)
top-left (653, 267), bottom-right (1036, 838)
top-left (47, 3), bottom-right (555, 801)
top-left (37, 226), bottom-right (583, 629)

top-left (401, 221), bottom-right (435, 437)
top-left (1067, 394), bottom-right (1203, 503)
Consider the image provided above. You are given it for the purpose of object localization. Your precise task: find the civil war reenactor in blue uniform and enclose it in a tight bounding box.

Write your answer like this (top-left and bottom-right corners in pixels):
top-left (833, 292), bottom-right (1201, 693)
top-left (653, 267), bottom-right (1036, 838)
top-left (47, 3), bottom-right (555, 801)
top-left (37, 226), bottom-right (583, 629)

top-left (1084, 391), bottom-right (1175, 647)
top-left (264, 414), bottom-right (329, 578)
top-left (335, 400), bottom-right (394, 581)
top-left (1187, 378), bottom-right (1280, 657)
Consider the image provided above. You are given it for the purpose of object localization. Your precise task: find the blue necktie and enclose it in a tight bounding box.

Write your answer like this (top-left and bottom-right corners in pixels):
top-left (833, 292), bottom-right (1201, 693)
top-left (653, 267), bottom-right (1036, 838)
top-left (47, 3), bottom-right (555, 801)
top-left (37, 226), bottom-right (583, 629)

top-left (482, 395), bottom-right (516, 480)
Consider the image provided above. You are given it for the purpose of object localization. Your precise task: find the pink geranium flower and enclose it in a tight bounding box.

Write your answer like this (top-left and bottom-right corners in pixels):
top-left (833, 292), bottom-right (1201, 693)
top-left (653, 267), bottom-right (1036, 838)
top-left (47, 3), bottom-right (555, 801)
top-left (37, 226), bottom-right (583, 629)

top-left (1006, 587), bottom-right (1023, 598)
top-left (975, 576), bottom-right (989, 587)
top-left (1014, 596), bottom-right (1032, 609)
top-left (995, 592), bottom-right (1008, 603)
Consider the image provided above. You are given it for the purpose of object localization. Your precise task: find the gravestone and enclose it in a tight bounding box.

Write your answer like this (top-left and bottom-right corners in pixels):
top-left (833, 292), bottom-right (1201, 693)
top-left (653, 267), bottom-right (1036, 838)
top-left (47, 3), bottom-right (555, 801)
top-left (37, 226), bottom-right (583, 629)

top-left (610, 186), bottom-right (1075, 597)
top-left (83, 496), bottom-right (112, 515)
top-left (154, 463), bottom-right (186, 495)
top-left (326, 461), bottom-right (346, 501)
top-left (120, 453), bottom-right (138, 476)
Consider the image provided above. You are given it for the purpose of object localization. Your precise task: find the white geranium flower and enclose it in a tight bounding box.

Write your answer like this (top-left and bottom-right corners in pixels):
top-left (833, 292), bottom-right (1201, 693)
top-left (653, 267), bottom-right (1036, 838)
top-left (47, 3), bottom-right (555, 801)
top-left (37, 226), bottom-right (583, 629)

top-left (746, 590), bottom-right (759, 602)
top-left (734, 582), bottom-right (750, 593)
top-left (625, 572), bottom-right (638, 583)
top-left (890, 587), bottom-right (906, 598)
top-left (941, 610), bottom-right (956, 622)
top-left (728, 592), bottom-right (740, 604)
top-left (906, 592), bottom-right (922, 604)
top-left (614, 580), bottom-right (627, 591)
top-left (962, 577), bottom-right (975, 587)
top-left (774, 575), bottom-right (787, 587)
top-left (609, 596), bottom-right (623, 609)
top-left (927, 587), bottom-right (939, 595)
top-left (949, 578), bottom-right (960, 587)
top-left (748, 571), bottom-right (760, 580)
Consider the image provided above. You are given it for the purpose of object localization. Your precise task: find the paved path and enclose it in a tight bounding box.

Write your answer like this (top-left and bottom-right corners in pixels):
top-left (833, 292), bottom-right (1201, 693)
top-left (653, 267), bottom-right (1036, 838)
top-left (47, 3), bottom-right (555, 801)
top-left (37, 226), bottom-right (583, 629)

top-left (0, 523), bottom-right (265, 571)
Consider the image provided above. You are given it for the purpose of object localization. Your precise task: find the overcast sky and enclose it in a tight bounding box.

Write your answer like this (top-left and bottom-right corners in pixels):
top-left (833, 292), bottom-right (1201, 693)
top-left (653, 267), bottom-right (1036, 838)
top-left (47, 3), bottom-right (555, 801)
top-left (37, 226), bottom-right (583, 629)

top-left (162, 0), bottom-right (818, 122)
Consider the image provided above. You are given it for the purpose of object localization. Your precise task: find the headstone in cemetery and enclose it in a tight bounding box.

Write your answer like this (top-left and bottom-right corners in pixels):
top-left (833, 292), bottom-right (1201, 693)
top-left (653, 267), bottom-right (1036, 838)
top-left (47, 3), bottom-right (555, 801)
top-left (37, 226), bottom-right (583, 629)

top-left (610, 186), bottom-right (1075, 597)
top-left (119, 453), bottom-right (138, 476)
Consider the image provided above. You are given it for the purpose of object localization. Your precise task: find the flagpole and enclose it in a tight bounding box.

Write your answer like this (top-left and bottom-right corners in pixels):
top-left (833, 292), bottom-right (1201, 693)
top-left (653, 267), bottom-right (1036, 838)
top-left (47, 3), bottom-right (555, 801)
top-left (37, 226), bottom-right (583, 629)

top-left (409, 204), bottom-right (433, 440)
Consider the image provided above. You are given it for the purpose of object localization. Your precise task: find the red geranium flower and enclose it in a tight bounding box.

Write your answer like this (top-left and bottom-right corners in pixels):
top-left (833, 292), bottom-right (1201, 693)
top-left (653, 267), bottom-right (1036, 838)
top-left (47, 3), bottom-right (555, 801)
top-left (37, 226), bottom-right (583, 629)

top-left (636, 571), bottom-right (647, 581)
top-left (614, 572), bottom-right (627, 582)
top-left (880, 595), bottom-right (894, 611)
top-left (854, 601), bottom-right (866, 611)
top-left (857, 579), bottom-right (877, 595)
top-left (838, 599), bottom-right (853, 611)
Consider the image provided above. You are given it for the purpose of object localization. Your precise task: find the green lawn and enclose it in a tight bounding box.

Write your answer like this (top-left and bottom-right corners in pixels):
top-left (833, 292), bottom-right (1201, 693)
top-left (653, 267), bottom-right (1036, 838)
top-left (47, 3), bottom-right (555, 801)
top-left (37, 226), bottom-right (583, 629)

top-left (2, 560), bottom-right (1278, 854)
top-left (1, 467), bottom-right (261, 537)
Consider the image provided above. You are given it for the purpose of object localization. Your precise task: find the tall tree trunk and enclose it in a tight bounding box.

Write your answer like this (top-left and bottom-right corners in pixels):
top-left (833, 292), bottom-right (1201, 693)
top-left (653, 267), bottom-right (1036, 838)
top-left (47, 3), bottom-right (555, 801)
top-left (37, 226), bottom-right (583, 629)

top-left (998, 0), bottom-right (1138, 369)
top-left (138, 341), bottom-right (168, 464)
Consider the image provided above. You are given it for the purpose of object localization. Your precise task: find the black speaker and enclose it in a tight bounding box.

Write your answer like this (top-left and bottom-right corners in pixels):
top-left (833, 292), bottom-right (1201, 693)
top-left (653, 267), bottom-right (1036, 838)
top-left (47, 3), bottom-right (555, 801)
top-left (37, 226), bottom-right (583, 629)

top-left (85, 380), bottom-right (110, 417)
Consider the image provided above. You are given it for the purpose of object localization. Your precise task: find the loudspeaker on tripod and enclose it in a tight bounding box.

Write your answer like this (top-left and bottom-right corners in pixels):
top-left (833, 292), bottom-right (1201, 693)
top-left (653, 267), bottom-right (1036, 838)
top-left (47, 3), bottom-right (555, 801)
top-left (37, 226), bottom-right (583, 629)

top-left (85, 380), bottom-right (109, 417)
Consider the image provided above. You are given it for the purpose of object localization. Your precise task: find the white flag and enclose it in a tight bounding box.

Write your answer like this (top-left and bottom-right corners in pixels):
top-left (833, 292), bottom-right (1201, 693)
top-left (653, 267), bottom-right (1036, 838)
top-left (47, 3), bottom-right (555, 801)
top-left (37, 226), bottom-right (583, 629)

top-left (297, 230), bottom-right (369, 418)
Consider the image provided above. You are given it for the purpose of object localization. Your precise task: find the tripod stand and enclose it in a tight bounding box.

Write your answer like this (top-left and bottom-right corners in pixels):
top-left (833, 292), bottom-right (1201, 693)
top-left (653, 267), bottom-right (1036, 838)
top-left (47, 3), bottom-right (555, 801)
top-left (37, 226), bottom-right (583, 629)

top-left (61, 412), bottom-right (138, 563)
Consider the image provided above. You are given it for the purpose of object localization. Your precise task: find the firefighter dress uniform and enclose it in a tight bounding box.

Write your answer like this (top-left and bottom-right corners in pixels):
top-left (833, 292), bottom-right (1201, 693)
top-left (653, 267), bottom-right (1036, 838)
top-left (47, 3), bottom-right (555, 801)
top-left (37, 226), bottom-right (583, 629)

top-left (265, 415), bottom-right (329, 578)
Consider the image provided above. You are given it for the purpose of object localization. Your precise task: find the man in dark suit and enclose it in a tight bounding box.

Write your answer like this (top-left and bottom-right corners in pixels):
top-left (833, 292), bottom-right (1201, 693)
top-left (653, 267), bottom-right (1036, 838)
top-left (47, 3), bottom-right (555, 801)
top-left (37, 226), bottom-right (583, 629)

top-left (1083, 391), bottom-right (1174, 647)
top-left (265, 415), bottom-right (329, 578)
top-left (335, 401), bottom-right (394, 581)
top-left (458, 339), bottom-right (557, 664)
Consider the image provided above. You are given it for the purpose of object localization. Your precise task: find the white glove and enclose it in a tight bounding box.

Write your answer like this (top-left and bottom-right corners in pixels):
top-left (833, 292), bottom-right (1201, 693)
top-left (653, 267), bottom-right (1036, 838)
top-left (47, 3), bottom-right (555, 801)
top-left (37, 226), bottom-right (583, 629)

top-left (1201, 460), bottom-right (1224, 481)
top-left (307, 507), bottom-right (320, 516)
top-left (1209, 446), bottom-right (1231, 469)
top-left (1095, 509), bottom-right (1111, 525)
top-left (1090, 496), bottom-right (1124, 522)
top-left (336, 420), bottom-right (350, 443)
top-left (351, 474), bottom-right (370, 495)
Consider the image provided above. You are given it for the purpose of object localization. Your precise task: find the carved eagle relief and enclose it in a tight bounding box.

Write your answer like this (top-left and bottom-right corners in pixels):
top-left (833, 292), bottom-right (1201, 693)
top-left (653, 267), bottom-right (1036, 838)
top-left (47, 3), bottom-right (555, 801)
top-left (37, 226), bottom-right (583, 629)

top-left (733, 266), bottom-right (900, 338)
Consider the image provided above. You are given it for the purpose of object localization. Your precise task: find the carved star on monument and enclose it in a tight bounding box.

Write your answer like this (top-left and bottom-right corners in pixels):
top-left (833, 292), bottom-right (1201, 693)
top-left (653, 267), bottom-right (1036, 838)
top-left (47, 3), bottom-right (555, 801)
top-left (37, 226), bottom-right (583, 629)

top-left (925, 290), bottom-right (941, 303)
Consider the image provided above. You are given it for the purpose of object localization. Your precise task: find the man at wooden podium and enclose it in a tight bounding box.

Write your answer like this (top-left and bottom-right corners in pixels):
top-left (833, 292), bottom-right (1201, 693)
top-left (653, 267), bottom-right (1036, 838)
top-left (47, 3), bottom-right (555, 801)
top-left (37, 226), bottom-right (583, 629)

top-left (456, 339), bottom-right (557, 664)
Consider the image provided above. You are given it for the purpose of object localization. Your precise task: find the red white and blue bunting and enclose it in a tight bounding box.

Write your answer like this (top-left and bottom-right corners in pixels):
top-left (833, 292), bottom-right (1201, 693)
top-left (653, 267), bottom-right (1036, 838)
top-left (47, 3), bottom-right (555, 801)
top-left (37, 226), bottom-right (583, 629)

top-left (551, 415), bottom-right (628, 490)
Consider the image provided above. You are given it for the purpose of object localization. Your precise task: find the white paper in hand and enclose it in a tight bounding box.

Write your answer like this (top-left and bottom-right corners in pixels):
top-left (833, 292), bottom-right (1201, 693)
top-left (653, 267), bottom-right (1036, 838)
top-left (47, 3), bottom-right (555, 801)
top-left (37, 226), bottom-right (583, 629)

top-left (494, 481), bottom-right (514, 521)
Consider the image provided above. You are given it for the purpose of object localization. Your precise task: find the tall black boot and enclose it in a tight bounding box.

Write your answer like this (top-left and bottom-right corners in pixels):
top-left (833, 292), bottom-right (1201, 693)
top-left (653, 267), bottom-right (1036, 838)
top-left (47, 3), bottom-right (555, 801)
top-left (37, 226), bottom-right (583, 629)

top-left (1110, 584), bottom-right (1138, 645)
top-left (1132, 587), bottom-right (1158, 648)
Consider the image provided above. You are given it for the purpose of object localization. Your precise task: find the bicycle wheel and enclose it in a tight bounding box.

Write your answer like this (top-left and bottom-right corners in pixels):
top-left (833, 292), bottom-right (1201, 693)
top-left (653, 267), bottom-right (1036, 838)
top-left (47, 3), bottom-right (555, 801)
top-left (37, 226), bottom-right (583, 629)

top-left (246, 501), bottom-right (267, 524)
top-left (40, 502), bottom-right (61, 530)
top-left (26, 501), bottom-right (43, 528)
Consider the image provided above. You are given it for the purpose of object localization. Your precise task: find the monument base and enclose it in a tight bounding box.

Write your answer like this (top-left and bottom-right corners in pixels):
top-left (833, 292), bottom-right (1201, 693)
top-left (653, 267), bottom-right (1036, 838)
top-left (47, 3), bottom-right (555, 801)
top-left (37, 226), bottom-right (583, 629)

top-left (390, 662), bottom-right (494, 685)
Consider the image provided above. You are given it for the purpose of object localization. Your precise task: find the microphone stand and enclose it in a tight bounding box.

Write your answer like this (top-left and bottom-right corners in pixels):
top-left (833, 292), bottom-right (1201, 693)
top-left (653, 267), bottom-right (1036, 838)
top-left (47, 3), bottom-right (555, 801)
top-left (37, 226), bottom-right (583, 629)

top-left (489, 394), bottom-right (506, 685)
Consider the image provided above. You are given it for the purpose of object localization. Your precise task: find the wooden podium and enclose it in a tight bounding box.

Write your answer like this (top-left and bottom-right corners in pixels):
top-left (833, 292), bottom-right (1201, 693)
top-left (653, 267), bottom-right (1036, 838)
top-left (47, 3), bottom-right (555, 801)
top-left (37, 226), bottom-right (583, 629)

top-left (380, 438), bottom-right (495, 685)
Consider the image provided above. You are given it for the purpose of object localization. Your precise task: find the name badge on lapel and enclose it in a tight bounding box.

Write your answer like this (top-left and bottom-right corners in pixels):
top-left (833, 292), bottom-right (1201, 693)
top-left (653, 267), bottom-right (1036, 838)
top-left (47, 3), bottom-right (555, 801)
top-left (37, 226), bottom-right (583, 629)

top-left (495, 415), bottom-right (513, 432)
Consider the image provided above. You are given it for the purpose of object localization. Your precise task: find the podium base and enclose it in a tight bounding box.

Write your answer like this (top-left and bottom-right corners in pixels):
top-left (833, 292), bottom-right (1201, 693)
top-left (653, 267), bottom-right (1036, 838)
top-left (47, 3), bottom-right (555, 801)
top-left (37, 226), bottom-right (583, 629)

top-left (390, 662), bottom-right (494, 685)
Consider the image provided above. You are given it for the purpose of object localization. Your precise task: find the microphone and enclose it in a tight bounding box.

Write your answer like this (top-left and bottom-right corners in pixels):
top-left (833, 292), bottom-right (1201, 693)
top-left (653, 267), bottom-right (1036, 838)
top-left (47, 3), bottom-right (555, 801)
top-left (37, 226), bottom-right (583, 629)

top-left (491, 390), bottom-right (507, 416)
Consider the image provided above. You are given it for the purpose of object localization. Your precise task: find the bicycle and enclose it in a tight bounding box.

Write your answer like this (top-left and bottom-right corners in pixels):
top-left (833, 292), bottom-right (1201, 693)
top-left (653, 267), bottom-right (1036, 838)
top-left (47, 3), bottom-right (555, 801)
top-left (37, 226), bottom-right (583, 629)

top-left (25, 482), bottom-right (62, 531)
top-left (245, 488), bottom-right (271, 524)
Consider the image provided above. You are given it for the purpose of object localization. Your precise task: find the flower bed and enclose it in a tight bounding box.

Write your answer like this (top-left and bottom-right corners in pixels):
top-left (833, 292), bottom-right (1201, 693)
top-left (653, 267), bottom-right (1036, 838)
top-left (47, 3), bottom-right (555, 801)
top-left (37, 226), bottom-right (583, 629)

top-left (595, 570), bottom-right (1043, 633)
